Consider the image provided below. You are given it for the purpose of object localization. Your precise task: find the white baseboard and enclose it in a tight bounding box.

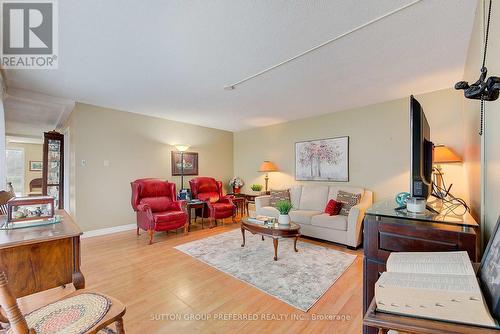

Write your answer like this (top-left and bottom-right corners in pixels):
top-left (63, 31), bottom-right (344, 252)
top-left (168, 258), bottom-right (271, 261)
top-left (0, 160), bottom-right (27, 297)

top-left (82, 223), bottom-right (136, 238)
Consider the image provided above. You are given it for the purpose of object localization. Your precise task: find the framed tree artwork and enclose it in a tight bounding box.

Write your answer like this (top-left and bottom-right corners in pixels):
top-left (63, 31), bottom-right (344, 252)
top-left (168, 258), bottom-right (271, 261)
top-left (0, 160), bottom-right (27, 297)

top-left (295, 136), bottom-right (349, 182)
top-left (171, 151), bottom-right (199, 176)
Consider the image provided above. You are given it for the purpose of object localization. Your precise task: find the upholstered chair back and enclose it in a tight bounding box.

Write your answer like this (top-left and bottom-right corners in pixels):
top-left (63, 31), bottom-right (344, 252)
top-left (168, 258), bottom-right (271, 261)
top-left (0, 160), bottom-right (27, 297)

top-left (189, 177), bottom-right (223, 203)
top-left (131, 179), bottom-right (177, 212)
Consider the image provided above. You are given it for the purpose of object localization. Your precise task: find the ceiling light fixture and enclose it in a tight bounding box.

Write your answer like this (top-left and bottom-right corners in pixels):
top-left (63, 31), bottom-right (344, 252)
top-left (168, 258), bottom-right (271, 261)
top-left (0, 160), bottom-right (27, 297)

top-left (223, 0), bottom-right (423, 90)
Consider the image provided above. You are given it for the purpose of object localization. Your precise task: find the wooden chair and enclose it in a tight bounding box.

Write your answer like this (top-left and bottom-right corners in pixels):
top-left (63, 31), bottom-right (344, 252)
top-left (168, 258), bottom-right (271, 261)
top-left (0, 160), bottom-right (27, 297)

top-left (28, 178), bottom-right (43, 195)
top-left (0, 191), bottom-right (14, 216)
top-left (0, 272), bottom-right (126, 334)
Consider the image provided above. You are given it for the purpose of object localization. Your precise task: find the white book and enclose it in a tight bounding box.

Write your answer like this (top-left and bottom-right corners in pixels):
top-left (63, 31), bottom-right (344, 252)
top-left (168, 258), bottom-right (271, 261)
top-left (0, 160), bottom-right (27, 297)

top-left (375, 251), bottom-right (498, 328)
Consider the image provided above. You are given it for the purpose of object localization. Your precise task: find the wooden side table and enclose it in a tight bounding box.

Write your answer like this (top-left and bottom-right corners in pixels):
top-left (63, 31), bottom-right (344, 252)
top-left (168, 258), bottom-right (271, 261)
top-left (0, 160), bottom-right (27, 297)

top-left (0, 210), bottom-right (84, 298)
top-left (231, 197), bottom-right (245, 217)
top-left (186, 201), bottom-right (205, 230)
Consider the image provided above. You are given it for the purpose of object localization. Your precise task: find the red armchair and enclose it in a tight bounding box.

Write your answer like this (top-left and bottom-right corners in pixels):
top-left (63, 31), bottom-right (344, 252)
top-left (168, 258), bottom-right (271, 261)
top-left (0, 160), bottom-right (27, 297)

top-left (189, 177), bottom-right (236, 228)
top-left (131, 178), bottom-right (188, 244)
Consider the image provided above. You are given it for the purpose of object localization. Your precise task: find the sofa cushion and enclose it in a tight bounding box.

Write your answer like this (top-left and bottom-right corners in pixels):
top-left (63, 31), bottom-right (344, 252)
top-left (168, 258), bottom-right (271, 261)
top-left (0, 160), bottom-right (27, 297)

top-left (337, 190), bottom-right (361, 216)
top-left (311, 213), bottom-right (348, 231)
top-left (289, 185), bottom-right (302, 210)
top-left (258, 206), bottom-right (280, 218)
top-left (269, 189), bottom-right (290, 207)
top-left (299, 185), bottom-right (329, 211)
top-left (328, 186), bottom-right (364, 201)
top-left (289, 210), bottom-right (322, 225)
top-left (324, 199), bottom-right (342, 216)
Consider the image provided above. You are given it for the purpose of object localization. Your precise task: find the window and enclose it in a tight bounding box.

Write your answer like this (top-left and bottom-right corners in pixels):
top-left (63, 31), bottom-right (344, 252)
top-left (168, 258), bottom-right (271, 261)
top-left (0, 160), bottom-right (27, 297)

top-left (6, 149), bottom-right (25, 196)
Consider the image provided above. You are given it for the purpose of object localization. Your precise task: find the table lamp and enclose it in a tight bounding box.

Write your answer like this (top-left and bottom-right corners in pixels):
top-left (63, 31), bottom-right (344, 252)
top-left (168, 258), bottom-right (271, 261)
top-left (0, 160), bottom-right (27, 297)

top-left (433, 145), bottom-right (462, 195)
top-left (258, 161), bottom-right (278, 193)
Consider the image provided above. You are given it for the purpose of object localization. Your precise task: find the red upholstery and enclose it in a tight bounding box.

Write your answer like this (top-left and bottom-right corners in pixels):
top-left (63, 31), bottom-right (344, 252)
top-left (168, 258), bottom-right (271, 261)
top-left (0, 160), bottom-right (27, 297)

top-left (189, 177), bottom-right (235, 222)
top-left (131, 178), bottom-right (188, 244)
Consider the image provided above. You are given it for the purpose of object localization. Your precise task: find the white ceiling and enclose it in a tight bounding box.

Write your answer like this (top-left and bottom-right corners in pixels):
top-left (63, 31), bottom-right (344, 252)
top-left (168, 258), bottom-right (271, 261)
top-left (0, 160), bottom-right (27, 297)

top-left (4, 0), bottom-right (478, 132)
top-left (4, 88), bottom-right (74, 137)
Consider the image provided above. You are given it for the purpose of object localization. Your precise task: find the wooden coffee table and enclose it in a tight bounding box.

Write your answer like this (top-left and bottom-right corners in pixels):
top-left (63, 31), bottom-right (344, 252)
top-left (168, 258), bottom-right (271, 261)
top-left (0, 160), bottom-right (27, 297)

top-left (241, 218), bottom-right (301, 261)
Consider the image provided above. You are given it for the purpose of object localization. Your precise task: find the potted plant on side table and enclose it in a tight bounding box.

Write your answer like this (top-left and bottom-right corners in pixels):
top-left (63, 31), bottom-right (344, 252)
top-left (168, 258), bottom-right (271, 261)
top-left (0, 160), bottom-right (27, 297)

top-left (250, 184), bottom-right (263, 194)
top-left (275, 200), bottom-right (293, 226)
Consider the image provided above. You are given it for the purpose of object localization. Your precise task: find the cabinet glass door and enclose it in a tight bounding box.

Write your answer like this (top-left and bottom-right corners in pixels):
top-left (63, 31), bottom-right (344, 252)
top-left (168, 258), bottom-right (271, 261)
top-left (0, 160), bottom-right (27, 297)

top-left (43, 131), bottom-right (64, 209)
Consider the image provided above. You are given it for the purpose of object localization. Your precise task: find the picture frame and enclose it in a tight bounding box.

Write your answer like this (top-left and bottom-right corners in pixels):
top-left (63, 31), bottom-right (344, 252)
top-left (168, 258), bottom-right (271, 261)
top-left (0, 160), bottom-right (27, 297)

top-left (295, 136), bottom-right (349, 182)
top-left (171, 151), bottom-right (199, 176)
top-left (29, 161), bottom-right (43, 171)
top-left (478, 216), bottom-right (500, 322)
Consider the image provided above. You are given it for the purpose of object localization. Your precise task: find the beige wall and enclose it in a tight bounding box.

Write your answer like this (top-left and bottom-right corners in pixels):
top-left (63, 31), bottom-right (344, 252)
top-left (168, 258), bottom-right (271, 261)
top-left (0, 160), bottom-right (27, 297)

top-left (6, 142), bottom-right (43, 195)
top-left (463, 0), bottom-right (500, 243)
top-left (65, 103), bottom-right (233, 231)
top-left (234, 88), bottom-right (468, 203)
top-left (483, 0), bottom-right (500, 242)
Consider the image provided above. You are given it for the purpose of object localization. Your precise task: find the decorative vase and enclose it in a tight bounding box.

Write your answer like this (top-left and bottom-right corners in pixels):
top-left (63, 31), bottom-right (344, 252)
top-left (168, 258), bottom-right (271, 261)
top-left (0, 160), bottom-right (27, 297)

top-left (233, 187), bottom-right (241, 194)
top-left (278, 214), bottom-right (290, 225)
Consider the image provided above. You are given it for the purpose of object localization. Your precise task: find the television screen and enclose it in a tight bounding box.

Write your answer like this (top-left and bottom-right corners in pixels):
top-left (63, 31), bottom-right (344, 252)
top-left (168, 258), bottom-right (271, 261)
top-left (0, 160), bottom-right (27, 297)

top-left (409, 96), bottom-right (433, 199)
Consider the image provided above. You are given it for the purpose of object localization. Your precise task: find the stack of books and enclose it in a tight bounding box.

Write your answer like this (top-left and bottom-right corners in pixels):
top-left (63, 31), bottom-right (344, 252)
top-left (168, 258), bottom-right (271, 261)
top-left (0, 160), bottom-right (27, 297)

top-left (375, 251), bottom-right (498, 328)
top-left (247, 215), bottom-right (275, 225)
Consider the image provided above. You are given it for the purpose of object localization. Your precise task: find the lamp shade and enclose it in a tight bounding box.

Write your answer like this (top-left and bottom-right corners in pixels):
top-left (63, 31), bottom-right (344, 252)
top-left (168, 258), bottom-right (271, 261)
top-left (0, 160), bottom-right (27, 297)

top-left (434, 145), bottom-right (462, 163)
top-left (258, 161), bottom-right (278, 172)
top-left (175, 144), bottom-right (190, 152)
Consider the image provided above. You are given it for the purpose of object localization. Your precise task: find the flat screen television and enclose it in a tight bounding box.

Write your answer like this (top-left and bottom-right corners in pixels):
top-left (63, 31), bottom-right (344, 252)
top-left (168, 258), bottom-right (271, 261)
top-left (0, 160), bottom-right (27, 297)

top-left (409, 95), bottom-right (434, 199)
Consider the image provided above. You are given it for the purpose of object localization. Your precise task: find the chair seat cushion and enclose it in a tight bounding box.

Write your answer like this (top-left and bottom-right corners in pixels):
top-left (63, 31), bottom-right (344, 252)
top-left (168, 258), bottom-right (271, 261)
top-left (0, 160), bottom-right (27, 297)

top-left (153, 210), bottom-right (187, 224)
top-left (211, 202), bottom-right (234, 211)
top-left (197, 192), bottom-right (220, 203)
top-left (9, 293), bottom-right (111, 334)
top-left (311, 213), bottom-right (348, 231)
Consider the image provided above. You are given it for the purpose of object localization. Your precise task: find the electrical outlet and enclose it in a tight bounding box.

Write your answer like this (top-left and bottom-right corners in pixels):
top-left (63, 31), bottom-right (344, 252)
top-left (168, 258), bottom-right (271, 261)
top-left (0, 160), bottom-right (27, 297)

top-left (103, 160), bottom-right (110, 167)
top-left (81, 159), bottom-right (87, 167)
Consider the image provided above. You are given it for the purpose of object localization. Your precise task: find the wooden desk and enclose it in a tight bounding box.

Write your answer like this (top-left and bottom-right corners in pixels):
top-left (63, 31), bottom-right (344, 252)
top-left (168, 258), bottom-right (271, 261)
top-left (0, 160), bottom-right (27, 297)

top-left (364, 299), bottom-right (499, 334)
top-left (0, 210), bottom-right (84, 298)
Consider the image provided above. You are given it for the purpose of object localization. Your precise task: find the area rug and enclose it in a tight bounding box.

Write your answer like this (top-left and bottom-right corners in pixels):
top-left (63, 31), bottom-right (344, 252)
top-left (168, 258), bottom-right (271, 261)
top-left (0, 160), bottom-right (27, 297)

top-left (175, 229), bottom-right (356, 311)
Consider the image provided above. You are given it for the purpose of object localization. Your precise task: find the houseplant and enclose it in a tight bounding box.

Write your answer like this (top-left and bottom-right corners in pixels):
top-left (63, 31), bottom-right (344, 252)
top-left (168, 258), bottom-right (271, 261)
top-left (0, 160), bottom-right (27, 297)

top-left (229, 177), bottom-right (244, 194)
top-left (250, 184), bottom-right (263, 193)
top-left (275, 200), bottom-right (293, 225)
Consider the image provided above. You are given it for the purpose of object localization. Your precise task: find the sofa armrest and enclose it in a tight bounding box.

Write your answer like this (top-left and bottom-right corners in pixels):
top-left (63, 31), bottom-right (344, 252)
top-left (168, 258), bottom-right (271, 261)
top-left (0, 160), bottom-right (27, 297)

top-left (255, 195), bottom-right (271, 211)
top-left (346, 191), bottom-right (373, 247)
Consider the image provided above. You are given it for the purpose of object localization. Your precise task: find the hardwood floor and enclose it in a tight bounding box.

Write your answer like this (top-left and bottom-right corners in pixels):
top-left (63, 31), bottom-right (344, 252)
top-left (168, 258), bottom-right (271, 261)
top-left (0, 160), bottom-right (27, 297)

top-left (19, 219), bottom-right (364, 334)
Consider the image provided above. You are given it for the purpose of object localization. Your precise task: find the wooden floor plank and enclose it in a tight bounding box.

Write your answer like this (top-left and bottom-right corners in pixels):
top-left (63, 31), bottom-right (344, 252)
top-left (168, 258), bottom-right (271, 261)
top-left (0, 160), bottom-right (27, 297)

top-left (20, 219), bottom-right (363, 333)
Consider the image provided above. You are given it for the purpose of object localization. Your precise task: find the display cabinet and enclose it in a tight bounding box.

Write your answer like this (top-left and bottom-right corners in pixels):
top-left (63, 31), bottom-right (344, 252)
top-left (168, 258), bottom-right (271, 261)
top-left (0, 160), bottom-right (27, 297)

top-left (43, 131), bottom-right (64, 209)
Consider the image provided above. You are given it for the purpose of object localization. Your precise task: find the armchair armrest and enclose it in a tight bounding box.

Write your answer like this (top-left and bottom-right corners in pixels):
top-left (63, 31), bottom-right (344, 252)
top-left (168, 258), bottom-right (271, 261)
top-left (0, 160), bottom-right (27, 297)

top-left (346, 191), bottom-right (373, 247)
top-left (137, 203), bottom-right (152, 212)
top-left (219, 196), bottom-right (234, 205)
top-left (255, 195), bottom-right (270, 211)
top-left (175, 200), bottom-right (187, 213)
top-left (136, 204), bottom-right (155, 230)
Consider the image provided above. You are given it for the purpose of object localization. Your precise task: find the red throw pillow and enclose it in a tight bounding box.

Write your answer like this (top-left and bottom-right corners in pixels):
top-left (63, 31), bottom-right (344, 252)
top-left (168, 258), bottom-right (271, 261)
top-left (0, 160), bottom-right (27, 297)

top-left (324, 199), bottom-right (342, 216)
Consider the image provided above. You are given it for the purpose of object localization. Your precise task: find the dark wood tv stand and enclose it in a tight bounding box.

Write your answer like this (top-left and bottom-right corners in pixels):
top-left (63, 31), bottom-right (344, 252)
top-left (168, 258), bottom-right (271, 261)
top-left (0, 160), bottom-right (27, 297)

top-left (362, 200), bottom-right (479, 334)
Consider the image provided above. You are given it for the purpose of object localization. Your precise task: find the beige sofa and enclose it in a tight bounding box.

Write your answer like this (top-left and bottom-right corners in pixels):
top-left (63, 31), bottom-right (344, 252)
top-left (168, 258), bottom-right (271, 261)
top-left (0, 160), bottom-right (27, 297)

top-left (255, 185), bottom-right (373, 248)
